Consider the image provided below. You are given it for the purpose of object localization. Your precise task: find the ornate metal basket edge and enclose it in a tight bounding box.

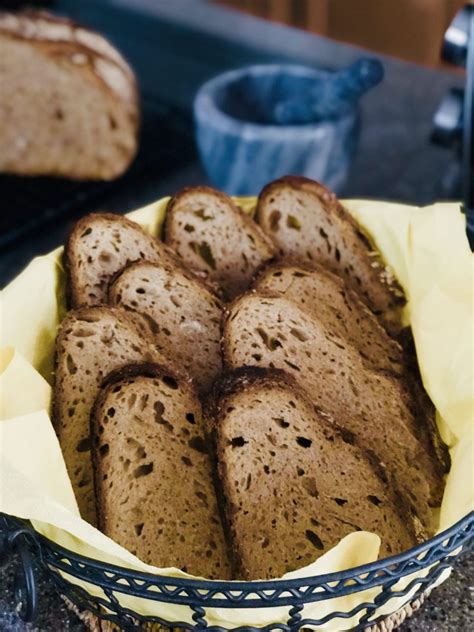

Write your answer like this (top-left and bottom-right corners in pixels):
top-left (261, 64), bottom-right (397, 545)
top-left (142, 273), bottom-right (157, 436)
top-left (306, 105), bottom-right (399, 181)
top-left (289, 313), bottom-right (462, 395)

top-left (1, 511), bottom-right (473, 631)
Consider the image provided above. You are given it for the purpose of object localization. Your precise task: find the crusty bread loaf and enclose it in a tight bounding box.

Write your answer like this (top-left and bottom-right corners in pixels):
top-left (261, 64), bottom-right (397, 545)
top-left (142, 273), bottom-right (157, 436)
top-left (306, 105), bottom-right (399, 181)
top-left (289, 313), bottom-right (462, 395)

top-left (213, 368), bottom-right (418, 579)
top-left (164, 186), bottom-right (276, 299)
top-left (223, 292), bottom-right (445, 531)
top-left (108, 261), bottom-right (223, 394)
top-left (54, 306), bottom-right (167, 525)
top-left (65, 213), bottom-right (177, 308)
top-left (92, 363), bottom-right (232, 579)
top-left (0, 10), bottom-right (139, 180)
top-left (255, 177), bottom-right (405, 332)
top-left (253, 261), bottom-right (404, 375)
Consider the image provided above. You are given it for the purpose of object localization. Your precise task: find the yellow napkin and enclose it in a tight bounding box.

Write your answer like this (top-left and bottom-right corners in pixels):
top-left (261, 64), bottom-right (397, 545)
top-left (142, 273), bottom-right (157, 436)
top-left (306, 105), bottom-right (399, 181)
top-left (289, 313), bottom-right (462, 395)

top-left (0, 196), bottom-right (472, 630)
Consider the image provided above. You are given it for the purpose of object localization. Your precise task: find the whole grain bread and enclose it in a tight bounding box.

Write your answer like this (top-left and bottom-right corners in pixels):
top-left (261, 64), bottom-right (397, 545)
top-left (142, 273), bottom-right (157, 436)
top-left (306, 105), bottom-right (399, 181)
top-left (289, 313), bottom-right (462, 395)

top-left (65, 213), bottom-right (177, 308)
top-left (253, 261), bottom-right (405, 375)
top-left (108, 260), bottom-right (223, 394)
top-left (54, 306), bottom-right (167, 525)
top-left (255, 176), bottom-right (405, 332)
top-left (163, 186), bottom-right (276, 299)
top-left (212, 368), bottom-right (418, 579)
top-left (223, 292), bottom-right (445, 531)
top-left (253, 262), bottom-right (450, 476)
top-left (91, 363), bottom-right (232, 579)
top-left (0, 10), bottom-right (138, 180)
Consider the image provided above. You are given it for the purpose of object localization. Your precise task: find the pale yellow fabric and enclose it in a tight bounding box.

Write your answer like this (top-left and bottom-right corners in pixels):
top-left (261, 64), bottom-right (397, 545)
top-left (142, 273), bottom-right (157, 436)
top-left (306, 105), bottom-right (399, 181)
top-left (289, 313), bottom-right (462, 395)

top-left (0, 196), bottom-right (472, 629)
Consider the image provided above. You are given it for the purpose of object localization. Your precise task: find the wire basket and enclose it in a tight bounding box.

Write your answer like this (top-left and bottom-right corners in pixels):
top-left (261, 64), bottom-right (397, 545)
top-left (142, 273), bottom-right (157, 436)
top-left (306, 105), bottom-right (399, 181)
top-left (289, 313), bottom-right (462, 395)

top-left (1, 511), bottom-right (472, 631)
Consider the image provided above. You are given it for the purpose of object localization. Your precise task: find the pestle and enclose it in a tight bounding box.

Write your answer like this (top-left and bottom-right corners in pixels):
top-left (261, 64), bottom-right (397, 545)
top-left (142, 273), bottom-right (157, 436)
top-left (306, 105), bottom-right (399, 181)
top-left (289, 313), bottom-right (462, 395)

top-left (268, 58), bottom-right (384, 125)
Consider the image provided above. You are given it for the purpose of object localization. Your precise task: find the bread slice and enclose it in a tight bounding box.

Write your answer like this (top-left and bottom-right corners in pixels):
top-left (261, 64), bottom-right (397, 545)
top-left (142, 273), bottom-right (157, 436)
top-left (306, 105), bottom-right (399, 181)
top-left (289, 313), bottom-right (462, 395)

top-left (54, 306), bottom-right (167, 525)
top-left (92, 363), bottom-right (232, 579)
top-left (163, 186), bottom-right (276, 299)
top-left (65, 213), bottom-right (178, 308)
top-left (253, 261), bottom-right (404, 375)
top-left (108, 261), bottom-right (223, 394)
top-left (0, 10), bottom-right (138, 180)
top-left (255, 177), bottom-right (405, 332)
top-left (223, 292), bottom-right (445, 531)
top-left (213, 368), bottom-right (418, 579)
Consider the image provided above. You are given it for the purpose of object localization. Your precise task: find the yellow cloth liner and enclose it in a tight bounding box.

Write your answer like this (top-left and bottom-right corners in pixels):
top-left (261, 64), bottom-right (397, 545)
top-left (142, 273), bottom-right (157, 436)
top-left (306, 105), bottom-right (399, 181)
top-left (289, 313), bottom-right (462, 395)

top-left (0, 196), bottom-right (472, 629)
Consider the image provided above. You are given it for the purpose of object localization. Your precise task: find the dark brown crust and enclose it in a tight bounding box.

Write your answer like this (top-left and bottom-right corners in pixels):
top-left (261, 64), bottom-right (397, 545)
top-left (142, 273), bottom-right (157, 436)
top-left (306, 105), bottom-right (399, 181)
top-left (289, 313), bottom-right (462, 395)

top-left (210, 367), bottom-right (420, 575)
top-left (255, 176), bottom-right (406, 314)
top-left (64, 212), bottom-right (175, 310)
top-left (163, 185), bottom-right (276, 259)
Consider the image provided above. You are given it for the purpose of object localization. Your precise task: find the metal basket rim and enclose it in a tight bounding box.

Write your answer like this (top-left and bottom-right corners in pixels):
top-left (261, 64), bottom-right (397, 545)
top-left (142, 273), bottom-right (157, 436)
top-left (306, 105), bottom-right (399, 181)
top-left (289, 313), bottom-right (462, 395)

top-left (26, 510), bottom-right (474, 590)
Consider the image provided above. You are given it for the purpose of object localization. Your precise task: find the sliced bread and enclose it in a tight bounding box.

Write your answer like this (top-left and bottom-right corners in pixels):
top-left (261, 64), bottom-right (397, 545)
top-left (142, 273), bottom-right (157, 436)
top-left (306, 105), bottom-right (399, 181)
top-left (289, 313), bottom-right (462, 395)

top-left (255, 176), bottom-right (405, 331)
top-left (0, 10), bottom-right (138, 180)
top-left (213, 368), bottom-right (418, 579)
top-left (223, 292), bottom-right (445, 530)
top-left (65, 213), bottom-right (177, 308)
top-left (253, 261), bottom-right (404, 375)
top-left (108, 260), bottom-right (223, 394)
top-left (54, 306), bottom-right (166, 525)
top-left (91, 363), bottom-right (232, 579)
top-left (163, 186), bottom-right (275, 299)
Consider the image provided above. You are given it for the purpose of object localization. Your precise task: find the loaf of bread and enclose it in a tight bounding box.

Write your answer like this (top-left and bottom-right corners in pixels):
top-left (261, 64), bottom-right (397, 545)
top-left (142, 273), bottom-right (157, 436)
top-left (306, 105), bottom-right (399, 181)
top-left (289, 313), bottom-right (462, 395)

top-left (54, 306), bottom-right (167, 525)
top-left (109, 260), bottom-right (223, 394)
top-left (213, 368), bottom-right (418, 579)
top-left (223, 292), bottom-right (445, 531)
top-left (164, 186), bottom-right (275, 299)
top-left (0, 10), bottom-right (139, 180)
top-left (255, 177), bottom-right (405, 332)
top-left (65, 213), bottom-right (177, 308)
top-left (92, 363), bottom-right (232, 579)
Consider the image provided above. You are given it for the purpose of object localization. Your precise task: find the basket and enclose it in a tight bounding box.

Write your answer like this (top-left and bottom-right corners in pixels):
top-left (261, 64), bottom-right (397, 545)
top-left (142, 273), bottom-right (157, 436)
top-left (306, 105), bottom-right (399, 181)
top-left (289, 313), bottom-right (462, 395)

top-left (1, 511), bottom-right (472, 631)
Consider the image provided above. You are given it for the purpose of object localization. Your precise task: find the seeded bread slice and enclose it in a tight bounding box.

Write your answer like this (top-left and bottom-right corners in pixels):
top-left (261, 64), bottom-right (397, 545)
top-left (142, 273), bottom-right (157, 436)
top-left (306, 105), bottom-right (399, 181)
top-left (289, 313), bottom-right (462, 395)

top-left (91, 363), bottom-right (232, 579)
top-left (108, 261), bottom-right (223, 394)
top-left (213, 368), bottom-right (418, 579)
top-left (253, 261), bottom-right (404, 375)
top-left (223, 293), bottom-right (445, 531)
top-left (255, 177), bottom-right (405, 332)
top-left (163, 186), bottom-right (276, 299)
top-left (54, 306), bottom-right (167, 525)
top-left (65, 213), bottom-right (178, 308)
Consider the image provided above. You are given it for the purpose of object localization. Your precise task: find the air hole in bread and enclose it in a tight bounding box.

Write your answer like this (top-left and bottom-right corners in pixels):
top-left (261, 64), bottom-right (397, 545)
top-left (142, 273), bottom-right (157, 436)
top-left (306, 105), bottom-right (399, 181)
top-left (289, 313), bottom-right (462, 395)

top-left (66, 354), bottom-right (78, 375)
top-left (252, 353), bottom-right (262, 361)
top-left (109, 115), bottom-right (118, 130)
top-left (245, 474), bottom-right (252, 490)
top-left (80, 227), bottom-right (92, 238)
top-left (191, 241), bottom-right (216, 269)
top-left (181, 456), bottom-right (193, 466)
top-left (287, 215), bottom-right (301, 230)
top-left (305, 530), bottom-right (324, 550)
top-left (184, 224), bottom-right (195, 233)
top-left (284, 359), bottom-right (301, 371)
top-left (186, 413), bottom-right (196, 425)
top-left (296, 436), bottom-right (312, 448)
top-left (193, 208), bottom-right (214, 221)
top-left (188, 436), bottom-right (207, 453)
top-left (136, 288), bottom-right (145, 294)
top-left (76, 437), bottom-right (91, 453)
top-left (333, 497), bottom-right (348, 506)
top-left (230, 436), bottom-right (248, 448)
top-left (133, 462), bottom-right (154, 478)
top-left (368, 495), bottom-right (383, 506)
top-left (269, 210), bottom-right (281, 231)
top-left (335, 247), bottom-right (341, 262)
top-left (297, 467), bottom-right (305, 476)
top-left (162, 376), bottom-right (179, 390)
top-left (107, 407), bottom-right (116, 418)
top-left (290, 327), bottom-right (308, 342)
top-left (261, 536), bottom-right (270, 549)
top-left (97, 443), bottom-right (109, 457)
top-left (302, 477), bottom-right (319, 498)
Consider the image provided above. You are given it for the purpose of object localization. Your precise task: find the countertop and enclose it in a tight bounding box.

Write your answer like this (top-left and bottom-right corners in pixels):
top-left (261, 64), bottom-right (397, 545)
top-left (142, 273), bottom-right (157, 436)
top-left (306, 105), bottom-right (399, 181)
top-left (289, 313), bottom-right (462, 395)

top-left (0, 1), bottom-right (472, 630)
